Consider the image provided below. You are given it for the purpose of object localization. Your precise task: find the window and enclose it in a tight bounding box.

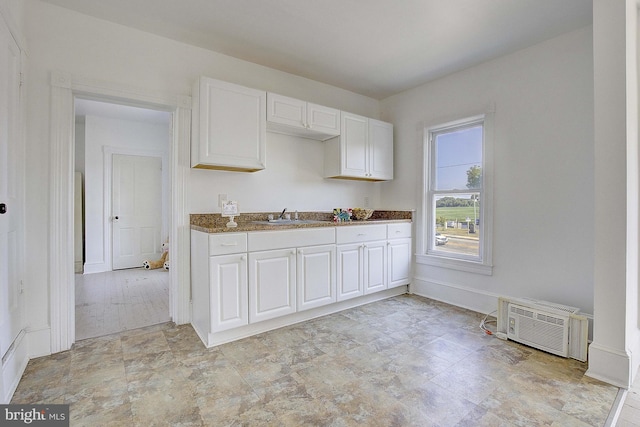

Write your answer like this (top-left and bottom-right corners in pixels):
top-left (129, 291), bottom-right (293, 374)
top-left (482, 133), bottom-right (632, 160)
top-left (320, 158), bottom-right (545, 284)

top-left (418, 114), bottom-right (493, 275)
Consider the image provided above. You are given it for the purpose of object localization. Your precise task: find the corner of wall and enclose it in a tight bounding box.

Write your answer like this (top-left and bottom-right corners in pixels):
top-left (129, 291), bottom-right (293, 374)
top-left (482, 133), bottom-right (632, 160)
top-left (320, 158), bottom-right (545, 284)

top-left (26, 325), bottom-right (52, 359)
top-left (587, 342), bottom-right (631, 388)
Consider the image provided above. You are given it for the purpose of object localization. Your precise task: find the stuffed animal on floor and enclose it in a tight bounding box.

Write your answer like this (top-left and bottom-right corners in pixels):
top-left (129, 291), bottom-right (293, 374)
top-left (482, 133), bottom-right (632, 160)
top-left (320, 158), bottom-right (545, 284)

top-left (162, 242), bottom-right (169, 270)
top-left (143, 242), bottom-right (169, 270)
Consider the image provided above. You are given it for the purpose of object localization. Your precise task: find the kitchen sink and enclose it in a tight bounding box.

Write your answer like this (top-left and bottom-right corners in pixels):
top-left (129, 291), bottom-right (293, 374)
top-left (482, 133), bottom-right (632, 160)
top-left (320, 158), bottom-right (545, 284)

top-left (252, 219), bottom-right (330, 225)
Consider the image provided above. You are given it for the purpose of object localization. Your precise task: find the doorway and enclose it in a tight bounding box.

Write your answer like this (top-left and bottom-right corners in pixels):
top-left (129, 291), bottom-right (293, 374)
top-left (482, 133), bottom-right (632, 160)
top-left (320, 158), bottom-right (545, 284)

top-left (49, 73), bottom-right (191, 353)
top-left (74, 98), bottom-right (172, 339)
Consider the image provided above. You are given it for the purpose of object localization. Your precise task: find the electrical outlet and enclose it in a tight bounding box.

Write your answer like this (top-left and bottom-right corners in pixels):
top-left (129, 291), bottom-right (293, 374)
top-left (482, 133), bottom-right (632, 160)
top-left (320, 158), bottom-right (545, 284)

top-left (218, 194), bottom-right (227, 207)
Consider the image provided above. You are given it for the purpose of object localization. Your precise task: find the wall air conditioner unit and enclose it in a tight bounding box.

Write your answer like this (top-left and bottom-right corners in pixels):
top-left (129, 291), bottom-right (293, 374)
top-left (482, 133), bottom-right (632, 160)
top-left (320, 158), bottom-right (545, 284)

top-left (496, 297), bottom-right (588, 362)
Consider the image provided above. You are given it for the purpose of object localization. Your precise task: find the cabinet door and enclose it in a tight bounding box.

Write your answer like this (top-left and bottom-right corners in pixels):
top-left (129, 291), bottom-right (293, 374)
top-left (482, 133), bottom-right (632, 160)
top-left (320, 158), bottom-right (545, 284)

top-left (267, 93), bottom-right (306, 129)
top-left (249, 249), bottom-right (296, 323)
top-left (307, 103), bottom-right (340, 137)
top-left (340, 111), bottom-right (368, 178)
top-left (297, 245), bottom-right (336, 311)
top-left (192, 77), bottom-right (266, 171)
top-left (364, 241), bottom-right (387, 294)
top-left (210, 254), bottom-right (248, 332)
top-left (388, 238), bottom-right (411, 288)
top-left (369, 119), bottom-right (393, 180)
top-left (336, 244), bottom-right (363, 301)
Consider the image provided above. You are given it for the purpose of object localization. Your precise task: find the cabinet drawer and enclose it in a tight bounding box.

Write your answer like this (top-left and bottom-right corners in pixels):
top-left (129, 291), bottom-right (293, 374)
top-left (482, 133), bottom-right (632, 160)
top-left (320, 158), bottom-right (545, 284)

top-left (248, 228), bottom-right (335, 252)
top-left (209, 233), bottom-right (248, 255)
top-left (387, 223), bottom-right (412, 239)
top-left (336, 224), bottom-right (387, 244)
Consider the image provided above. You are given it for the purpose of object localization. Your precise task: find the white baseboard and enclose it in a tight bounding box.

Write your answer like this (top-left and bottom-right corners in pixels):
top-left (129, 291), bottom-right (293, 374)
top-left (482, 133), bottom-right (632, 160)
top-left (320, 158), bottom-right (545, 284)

top-left (411, 276), bottom-right (501, 315)
top-left (2, 330), bottom-right (28, 404)
top-left (82, 262), bottom-right (109, 275)
top-left (26, 326), bottom-right (52, 359)
top-left (587, 342), bottom-right (631, 388)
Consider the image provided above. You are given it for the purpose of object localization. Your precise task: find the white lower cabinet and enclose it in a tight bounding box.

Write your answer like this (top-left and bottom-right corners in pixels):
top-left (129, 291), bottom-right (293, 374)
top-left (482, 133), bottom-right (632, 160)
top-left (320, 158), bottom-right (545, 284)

top-left (387, 223), bottom-right (412, 288)
top-left (209, 254), bottom-right (248, 331)
top-left (364, 241), bottom-right (387, 294)
top-left (191, 222), bottom-right (411, 347)
top-left (336, 224), bottom-right (388, 301)
top-left (191, 231), bottom-right (249, 341)
top-left (297, 244), bottom-right (336, 311)
top-left (336, 243), bottom-right (363, 301)
top-left (388, 238), bottom-right (411, 288)
top-left (248, 249), bottom-right (297, 323)
top-left (337, 240), bottom-right (388, 300)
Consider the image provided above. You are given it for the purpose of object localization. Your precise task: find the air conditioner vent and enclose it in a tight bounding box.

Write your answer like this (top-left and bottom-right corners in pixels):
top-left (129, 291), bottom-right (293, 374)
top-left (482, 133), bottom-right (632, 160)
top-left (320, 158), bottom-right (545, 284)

top-left (497, 296), bottom-right (588, 362)
top-left (511, 306), bottom-right (534, 318)
top-left (536, 313), bottom-right (564, 326)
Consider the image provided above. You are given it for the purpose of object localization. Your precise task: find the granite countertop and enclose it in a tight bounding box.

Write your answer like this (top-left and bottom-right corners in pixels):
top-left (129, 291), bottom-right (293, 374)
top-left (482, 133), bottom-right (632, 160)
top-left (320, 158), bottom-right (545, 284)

top-left (191, 210), bottom-right (413, 233)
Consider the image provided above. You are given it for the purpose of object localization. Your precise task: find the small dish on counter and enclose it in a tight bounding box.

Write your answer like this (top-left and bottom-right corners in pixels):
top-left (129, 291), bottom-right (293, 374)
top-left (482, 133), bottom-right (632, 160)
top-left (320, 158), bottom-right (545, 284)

top-left (352, 208), bottom-right (374, 220)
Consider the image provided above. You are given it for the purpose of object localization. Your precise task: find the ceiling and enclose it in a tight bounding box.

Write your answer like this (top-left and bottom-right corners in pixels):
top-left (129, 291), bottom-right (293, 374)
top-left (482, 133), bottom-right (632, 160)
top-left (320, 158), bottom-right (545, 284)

top-left (40, 0), bottom-right (592, 100)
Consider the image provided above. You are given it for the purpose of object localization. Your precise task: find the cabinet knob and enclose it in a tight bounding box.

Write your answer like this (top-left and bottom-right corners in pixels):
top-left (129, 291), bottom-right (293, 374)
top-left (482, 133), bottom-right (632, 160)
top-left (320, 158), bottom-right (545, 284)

top-left (291, 250), bottom-right (296, 255)
top-left (240, 255), bottom-right (246, 260)
top-left (298, 249), bottom-right (303, 254)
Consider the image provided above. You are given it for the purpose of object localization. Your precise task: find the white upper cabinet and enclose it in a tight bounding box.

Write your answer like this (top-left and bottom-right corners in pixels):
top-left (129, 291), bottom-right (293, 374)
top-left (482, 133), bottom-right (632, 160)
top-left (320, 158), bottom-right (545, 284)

top-left (267, 93), bottom-right (340, 141)
top-left (192, 77), bottom-right (266, 171)
top-left (324, 111), bottom-right (393, 181)
top-left (368, 118), bottom-right (394, 181)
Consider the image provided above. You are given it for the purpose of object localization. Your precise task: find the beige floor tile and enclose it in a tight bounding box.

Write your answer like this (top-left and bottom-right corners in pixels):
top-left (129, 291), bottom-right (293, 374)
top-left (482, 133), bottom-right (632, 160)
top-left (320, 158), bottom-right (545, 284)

top-left (10, 294), bottom-right (622, 426)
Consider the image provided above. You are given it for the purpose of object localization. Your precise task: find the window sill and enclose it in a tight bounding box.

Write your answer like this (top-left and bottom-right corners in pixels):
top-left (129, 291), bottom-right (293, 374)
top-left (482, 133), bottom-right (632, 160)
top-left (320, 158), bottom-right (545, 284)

top-left (415, 253), bottom-right (493, 275)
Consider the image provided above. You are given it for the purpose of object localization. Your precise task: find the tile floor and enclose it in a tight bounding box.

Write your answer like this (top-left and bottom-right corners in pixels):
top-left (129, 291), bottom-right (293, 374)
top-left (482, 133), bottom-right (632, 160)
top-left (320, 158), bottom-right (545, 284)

top-left (75, 268), bottom-right (170, 340)
top-left (12, 294), bottom-right (619, 426)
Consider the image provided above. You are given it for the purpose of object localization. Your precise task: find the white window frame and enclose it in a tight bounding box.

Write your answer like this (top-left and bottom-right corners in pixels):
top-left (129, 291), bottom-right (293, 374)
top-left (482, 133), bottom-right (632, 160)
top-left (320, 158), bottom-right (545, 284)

top-left (416, 113), bottom-right (494, 275)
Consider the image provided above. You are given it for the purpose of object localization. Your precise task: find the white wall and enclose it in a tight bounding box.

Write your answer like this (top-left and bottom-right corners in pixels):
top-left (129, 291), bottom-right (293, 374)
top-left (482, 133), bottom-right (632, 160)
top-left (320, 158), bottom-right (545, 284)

top-left (81, 115), bottom-right (170, 274)
top-left (22, 0), bottom-right (383, 351)
top-left (380, 27), bottom-right (595, 316)
top-left (190, 132), bottom-right (380, 213)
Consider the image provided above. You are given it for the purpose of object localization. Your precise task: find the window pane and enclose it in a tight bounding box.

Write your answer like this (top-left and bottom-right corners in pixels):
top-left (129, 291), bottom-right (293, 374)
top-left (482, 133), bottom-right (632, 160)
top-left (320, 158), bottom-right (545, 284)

top-left (434, 125), bottom-right (482, 191)
top-left (433, 193), bottom-right (480, 258)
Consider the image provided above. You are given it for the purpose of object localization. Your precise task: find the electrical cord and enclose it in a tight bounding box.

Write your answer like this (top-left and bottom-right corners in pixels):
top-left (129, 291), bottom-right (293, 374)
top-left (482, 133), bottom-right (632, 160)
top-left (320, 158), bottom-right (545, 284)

top-left (480, 310), bottom-right (497, 335)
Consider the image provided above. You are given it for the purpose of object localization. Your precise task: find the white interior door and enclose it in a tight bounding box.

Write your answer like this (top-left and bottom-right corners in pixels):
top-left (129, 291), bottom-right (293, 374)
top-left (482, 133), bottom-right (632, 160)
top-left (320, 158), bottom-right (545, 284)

top-left (0, 20), bottom-right (23, 358)
top-left (112, 154), bottom-right (162, 270)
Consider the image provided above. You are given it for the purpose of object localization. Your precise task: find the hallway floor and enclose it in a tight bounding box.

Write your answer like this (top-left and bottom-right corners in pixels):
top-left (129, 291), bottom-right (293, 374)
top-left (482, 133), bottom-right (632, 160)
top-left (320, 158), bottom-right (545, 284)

top-left (618, 373), bottom-right (640, 426)
top-left (75, 268), bottom-right (170, 340)
top-left (12, 295), bottom-right (618, 426)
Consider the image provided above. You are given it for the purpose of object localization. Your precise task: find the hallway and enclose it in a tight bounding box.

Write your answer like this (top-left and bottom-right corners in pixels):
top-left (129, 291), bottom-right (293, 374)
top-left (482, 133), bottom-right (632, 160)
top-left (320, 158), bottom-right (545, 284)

top-left (75, 268), bottom-right (170, 340)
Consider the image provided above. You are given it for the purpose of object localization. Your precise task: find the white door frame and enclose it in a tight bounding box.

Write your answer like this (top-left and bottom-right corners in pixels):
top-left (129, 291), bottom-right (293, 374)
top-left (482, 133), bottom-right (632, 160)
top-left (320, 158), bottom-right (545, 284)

top-left (49, 71), bottom-right (191, 353)
top-left (105, 147), bottom-right (168, 271)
